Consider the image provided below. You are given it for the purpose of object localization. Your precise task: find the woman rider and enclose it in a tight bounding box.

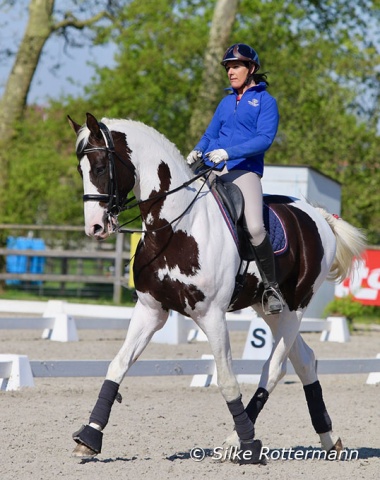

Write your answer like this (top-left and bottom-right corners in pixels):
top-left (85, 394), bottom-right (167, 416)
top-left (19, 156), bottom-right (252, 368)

top-left (187, 43), bottom-right (284, 314)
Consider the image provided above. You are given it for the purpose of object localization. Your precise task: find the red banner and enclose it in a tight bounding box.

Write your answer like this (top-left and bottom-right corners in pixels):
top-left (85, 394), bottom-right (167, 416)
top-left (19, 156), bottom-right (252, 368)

top-left (335, 249), bottom-right (380, 305)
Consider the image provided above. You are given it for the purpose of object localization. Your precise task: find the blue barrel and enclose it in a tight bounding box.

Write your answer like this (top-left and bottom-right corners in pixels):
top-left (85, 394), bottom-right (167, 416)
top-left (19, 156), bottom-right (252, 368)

top-left (6, 237), bottom-right (27, 284)
top-left (30, 238), bottom-right (46, 284)
top-left (6, 236), bottom-right (46, 285)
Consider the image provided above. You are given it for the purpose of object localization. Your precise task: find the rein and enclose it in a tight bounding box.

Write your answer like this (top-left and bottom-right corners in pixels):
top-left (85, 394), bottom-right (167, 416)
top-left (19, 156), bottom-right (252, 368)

top-left (82, 121), bottom-right (215, 234)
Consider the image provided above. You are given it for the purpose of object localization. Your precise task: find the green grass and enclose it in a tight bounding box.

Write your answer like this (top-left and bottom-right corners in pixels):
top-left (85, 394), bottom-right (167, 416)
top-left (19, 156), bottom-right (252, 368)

top-left (0, 284), bottom-right (137, 306)
top-left (323, 295), bottom-right (380, 325)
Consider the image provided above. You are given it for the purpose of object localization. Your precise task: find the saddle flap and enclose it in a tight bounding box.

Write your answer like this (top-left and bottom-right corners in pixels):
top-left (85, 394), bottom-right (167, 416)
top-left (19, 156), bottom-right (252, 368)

top-left (212, 176), bottom-right (244, 224)
top-left (210, 178), bottom-right (288, 261)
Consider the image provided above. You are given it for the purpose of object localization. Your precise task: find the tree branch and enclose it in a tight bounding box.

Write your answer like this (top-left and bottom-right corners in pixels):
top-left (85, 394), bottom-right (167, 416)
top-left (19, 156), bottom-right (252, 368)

top-left (52, 11), bottom-right (111, 32)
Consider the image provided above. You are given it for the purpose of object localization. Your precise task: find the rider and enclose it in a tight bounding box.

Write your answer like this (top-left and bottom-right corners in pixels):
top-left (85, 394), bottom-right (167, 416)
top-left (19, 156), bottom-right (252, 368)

top-left (187, 43), bottom-right (284, 314)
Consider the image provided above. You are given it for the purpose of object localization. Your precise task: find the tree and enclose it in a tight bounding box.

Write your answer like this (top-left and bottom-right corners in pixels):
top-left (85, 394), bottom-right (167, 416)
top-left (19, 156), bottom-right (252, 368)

top-left (83, 0), bottom-right (214, 150)
top-left (2, 0), bottom-right (380, 244)
top-left (0, 0), bottom-right (122, 213)
top-left (2, 104), bottom-right (84, 226)
top-left (0, 0), bottom-right (121, 142)
top-left (187, 0), bottom-right (240, 150)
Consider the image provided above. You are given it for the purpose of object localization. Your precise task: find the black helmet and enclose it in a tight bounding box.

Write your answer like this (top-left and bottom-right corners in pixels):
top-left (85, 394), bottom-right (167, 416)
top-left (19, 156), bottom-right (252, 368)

top-left (221, 43), bottom-right (260, 72)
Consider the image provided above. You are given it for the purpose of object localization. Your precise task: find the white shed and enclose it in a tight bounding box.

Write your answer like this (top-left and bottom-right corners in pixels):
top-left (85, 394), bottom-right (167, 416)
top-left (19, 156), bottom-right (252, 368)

top-left (262, 165), bottom-right (341, 318)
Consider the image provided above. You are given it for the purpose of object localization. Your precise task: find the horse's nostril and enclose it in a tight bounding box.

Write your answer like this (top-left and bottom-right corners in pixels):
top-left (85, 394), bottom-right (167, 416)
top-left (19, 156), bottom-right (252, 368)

top-left (93, 224), bottom-right (103, 235)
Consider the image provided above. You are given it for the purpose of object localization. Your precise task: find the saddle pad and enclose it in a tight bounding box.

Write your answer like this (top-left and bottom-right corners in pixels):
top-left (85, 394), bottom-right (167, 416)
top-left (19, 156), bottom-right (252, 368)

top-left (263, 202), bottom-right (288, 255)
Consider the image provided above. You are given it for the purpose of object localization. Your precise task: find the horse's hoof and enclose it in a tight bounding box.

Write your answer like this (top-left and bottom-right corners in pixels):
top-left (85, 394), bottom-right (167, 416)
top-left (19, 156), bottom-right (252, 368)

top-left (216, 436), bottom-right (266, 465)
top-left (328, 437), bottom-right (343, 455)
top-left (72, 442), bottom-right (98, 459)
top-left (72, 424), bottom-right (103, 455)
top-left (323, 437), bottom-right (344, 461)
top-left (239, 439), bottom-right (267, 465)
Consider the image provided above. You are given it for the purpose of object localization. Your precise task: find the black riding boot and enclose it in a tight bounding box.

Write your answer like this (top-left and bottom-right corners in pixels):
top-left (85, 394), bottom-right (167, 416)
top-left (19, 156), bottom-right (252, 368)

top-left (254, 234), bottom-right (284, 314)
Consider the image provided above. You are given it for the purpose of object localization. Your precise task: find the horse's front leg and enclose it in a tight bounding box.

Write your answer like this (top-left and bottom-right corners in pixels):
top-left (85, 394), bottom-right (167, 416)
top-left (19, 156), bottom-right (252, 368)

top-left (72, 297), bottom-right (168, 458)
top-left (224, 306), bottom-right (301, 452)
top-left (195, 309), bottom-right (263, 465)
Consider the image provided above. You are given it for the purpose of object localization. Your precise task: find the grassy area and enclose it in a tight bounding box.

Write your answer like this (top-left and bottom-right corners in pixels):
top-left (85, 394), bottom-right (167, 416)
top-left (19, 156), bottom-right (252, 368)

top-left (0, 284), bottom-right (137, 306)
top-left (323, 295), bottom-right (380, 325)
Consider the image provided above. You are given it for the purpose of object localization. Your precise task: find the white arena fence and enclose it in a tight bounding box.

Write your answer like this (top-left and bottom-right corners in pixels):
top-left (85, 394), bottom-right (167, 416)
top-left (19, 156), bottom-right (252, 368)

top-left (1, 299), bottom-right (379, 390)
top-left (0, 299), bottom-right (350, 343)
top-left (1, 355), bottom-right (380, 392)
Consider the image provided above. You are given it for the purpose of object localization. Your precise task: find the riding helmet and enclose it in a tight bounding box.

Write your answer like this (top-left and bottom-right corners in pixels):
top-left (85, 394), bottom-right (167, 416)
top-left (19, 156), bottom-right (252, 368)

top-left (221, 43), bottom-right (260, 72)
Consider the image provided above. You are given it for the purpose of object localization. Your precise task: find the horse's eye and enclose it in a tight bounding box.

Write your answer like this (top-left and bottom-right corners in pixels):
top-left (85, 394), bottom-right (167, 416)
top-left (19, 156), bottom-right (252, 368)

top-left (95, 166), bottom-right (107, 176)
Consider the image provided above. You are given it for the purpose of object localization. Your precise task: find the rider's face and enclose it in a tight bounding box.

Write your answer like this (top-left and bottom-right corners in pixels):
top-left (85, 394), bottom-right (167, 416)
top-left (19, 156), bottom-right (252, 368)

top-left (225, 61), bottom-right (251, 92)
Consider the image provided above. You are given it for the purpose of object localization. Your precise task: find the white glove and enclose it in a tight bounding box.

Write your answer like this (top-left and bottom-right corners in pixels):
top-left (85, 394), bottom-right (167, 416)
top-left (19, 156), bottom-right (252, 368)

top-left (206, 149), bottom-right (229, 164)
top-left (186, 150), bottom-right (203, 165)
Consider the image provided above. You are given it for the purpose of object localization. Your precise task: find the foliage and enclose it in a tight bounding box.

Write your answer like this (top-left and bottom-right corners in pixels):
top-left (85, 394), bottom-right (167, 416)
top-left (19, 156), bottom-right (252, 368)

top-left (82, 0), bottom-right (214, 151)
top-left (2, 0), bottom-right (380, 244)
top-left (2, 105), bottom-right (83, 225)
top-left (323, 295), bottom-right (379, 323)
top-left (234, 0), bottom-right (380, 242)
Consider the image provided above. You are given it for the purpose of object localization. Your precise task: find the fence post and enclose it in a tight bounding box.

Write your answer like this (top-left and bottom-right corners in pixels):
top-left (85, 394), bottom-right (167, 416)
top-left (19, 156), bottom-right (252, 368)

top-left (113, 232), bottom-right (124, 303)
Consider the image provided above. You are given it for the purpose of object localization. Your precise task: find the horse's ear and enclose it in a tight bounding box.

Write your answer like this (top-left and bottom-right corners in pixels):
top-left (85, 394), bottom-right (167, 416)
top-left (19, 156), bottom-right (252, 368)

top-left (86, 112), bottom-right (102, 140)
top-left (67, 115), bottom-right (81, 134)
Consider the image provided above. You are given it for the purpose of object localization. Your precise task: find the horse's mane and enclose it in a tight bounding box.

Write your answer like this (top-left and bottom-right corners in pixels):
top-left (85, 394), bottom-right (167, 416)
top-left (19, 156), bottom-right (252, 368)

top-left (101, 117), bottom-right (185, 164)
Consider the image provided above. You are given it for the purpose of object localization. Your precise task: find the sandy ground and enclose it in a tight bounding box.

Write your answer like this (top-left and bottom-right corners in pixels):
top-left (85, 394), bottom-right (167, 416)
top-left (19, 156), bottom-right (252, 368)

top-left (1, 323), bottom-right (379, 480)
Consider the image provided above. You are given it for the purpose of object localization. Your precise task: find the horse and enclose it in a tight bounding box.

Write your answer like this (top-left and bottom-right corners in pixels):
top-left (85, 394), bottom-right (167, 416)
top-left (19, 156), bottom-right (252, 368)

top-left (67, 112), bottom-right (366, 464)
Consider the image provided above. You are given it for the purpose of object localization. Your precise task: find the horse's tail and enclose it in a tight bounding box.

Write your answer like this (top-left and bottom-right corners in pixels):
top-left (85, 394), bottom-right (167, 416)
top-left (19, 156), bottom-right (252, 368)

top-left (316, 208), bottom-right (367, 283)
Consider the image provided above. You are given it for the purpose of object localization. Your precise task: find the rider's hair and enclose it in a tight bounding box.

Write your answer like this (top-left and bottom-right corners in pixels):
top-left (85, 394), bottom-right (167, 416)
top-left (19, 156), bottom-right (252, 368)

top-left (250, 71), bottom-right (269, 86)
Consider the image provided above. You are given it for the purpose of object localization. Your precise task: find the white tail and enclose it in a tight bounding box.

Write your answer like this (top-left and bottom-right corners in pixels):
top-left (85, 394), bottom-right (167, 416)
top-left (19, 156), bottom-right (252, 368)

top-left (316, 208), bottom-right (367, 283)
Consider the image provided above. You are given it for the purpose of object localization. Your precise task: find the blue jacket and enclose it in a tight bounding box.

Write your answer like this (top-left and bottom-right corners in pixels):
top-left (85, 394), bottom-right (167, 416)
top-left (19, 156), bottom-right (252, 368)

top-left (194, 82), bottom-right (279, 176)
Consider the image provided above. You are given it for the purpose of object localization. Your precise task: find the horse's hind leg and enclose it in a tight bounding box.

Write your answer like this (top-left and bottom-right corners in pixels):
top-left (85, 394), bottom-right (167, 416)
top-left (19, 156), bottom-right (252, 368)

top-left (72, 297), bottom-right (168, 458)
top-left (288, 333), bottom-right (342, 453)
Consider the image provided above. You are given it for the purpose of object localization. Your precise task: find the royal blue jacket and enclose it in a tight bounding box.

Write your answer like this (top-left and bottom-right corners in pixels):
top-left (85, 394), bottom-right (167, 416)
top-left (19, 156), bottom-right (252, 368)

top-left (194, 82), bottom-right (279, 176)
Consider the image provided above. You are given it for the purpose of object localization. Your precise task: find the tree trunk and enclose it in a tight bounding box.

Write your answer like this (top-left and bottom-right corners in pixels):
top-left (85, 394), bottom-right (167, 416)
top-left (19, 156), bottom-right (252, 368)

top-left (0, 0), bottom-right (54, 214)
top-left (0, 0), bottom-right (114, 216)
top-left (0, 0), bottom-right (55, 142)
top-left (186, 0), bottom-right (240, 151)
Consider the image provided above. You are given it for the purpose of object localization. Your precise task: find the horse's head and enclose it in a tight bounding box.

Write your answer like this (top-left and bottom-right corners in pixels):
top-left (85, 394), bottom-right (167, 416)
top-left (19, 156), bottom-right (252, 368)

top-left (68, 112), bottom-right (135, 239)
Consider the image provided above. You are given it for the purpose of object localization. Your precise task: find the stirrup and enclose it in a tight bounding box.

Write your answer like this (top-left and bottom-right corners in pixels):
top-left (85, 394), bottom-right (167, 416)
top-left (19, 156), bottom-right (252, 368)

top-left (262, 286), bottom-right (284, 315)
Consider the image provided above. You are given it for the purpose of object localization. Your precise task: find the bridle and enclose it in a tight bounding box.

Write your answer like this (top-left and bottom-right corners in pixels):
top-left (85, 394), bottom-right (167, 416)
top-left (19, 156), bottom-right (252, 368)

top-left (80, 121), bottom-right (135, 216)
top-left (80, 121), bottom-right (215, 234)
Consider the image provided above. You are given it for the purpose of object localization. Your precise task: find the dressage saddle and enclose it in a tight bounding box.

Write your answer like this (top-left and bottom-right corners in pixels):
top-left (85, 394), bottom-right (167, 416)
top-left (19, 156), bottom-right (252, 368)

top-left (210, 175), bottom-right (257, 261)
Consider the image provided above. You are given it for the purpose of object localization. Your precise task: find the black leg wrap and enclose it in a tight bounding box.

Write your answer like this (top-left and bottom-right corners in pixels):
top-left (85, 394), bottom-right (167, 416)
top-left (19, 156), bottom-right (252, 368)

top-left (72, 425), bottom-right (103, 454)
top-left (304, 381), bottom-right (332, 434)
top-left (227, 396), bottom-right (254, 442)
top-left (89, 379), bottom-right (120, 429)
top-left (245, 387), bottom-right (269, 424)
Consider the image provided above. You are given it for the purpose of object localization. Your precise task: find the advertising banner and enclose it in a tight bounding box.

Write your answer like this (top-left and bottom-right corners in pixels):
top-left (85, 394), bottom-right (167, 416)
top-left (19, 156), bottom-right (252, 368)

top-left (335, 249), bottom-right (380, 306)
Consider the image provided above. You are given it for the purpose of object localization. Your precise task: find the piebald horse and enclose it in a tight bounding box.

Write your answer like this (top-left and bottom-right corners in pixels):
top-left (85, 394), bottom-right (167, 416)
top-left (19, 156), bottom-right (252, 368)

top-left (68, 113), bottom-right (365, 464)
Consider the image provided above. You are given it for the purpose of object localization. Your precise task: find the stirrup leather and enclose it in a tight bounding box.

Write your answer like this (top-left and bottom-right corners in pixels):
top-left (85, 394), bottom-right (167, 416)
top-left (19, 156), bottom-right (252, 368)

top-left (262, 285), bottom-right (284, 315)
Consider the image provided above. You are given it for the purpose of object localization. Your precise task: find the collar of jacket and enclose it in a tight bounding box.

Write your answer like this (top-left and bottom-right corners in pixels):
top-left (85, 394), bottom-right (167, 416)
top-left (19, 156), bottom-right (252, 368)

top-left (225, 82), bottom-right (267, 96)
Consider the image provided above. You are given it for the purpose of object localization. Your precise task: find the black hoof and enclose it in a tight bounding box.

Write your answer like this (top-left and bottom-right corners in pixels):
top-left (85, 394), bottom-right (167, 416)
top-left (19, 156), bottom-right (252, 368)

top-left (239, 439), bottom-right (267, 465)
top-left (72, 424), bottom-right (103, 454)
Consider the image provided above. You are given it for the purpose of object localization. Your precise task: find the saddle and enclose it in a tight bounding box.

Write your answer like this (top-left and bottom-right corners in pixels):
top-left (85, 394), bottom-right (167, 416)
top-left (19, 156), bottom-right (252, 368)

top-left (210, 174), bottom-right (288, 261)
top-left (211, 175), bottom-right (256, 261)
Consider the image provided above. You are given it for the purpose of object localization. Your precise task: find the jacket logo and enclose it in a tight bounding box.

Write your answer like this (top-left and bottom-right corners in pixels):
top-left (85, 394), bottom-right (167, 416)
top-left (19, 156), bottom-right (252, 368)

top-left (248, 99), bottom-right (259, 107)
